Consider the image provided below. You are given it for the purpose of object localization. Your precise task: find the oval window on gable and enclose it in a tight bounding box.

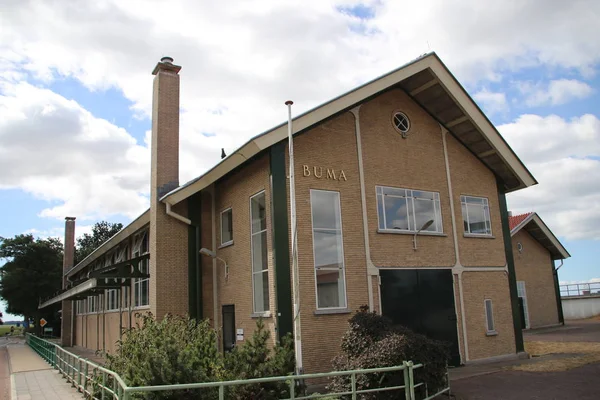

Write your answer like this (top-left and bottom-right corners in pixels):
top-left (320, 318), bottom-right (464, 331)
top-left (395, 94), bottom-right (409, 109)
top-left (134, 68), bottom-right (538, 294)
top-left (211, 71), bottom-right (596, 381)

top-left (392, 112), bottom-right (410, 134)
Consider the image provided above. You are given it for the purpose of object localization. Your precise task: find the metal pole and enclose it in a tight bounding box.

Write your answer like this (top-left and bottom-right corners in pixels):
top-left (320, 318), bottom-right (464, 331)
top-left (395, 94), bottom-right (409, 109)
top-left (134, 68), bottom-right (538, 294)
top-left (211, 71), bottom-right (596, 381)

top-left (286, 100), bottom-right (303, 375)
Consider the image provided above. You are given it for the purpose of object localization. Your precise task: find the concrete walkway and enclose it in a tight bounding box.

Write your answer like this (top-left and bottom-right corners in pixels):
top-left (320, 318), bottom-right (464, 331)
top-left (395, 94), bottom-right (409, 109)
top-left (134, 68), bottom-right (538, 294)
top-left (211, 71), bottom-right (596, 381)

top-left (1, 337), bottom-right (82, 400)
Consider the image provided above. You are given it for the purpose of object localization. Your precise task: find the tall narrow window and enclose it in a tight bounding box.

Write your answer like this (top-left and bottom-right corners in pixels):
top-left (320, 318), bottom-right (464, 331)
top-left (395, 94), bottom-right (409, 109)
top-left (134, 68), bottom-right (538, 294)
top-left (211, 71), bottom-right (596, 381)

top-left (461, 196), bottom-right (492, 235)
top-left (376, 186), bottom-right (443, 233)
top-left (311, 190), bottom-right (347, 309)
top-left (221, 208), bottom-right (233, 246)
top-left (484, 299), bottom-right (496, 334)
top-left (133, 231), bottom-right (149, 307)
top-left (106, 289), bottom-right (118, 311)
top-left (251, 191), bottom-right (269, 313)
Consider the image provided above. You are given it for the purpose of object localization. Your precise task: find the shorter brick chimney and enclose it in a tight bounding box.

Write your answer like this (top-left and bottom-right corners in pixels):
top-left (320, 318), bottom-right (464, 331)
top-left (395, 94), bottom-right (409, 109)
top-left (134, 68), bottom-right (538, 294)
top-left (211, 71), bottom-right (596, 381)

top-left (61, 216), bottom-right (76, 347)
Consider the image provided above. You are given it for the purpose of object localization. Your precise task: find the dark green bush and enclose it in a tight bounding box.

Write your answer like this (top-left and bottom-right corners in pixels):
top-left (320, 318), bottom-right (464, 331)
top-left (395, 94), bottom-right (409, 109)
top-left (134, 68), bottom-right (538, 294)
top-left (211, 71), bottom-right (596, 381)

top-left (222, 318), bottom-right (295, 399)
top-left (328, 306), bottom-right (449, 400)
top-left (102, 314), bottom-right (295, 400)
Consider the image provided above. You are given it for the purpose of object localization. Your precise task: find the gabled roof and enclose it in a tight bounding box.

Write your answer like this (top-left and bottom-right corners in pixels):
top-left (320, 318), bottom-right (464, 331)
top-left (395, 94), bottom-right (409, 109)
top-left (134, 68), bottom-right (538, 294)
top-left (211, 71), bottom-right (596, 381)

top-left (510, 212), bottom-right (570, 260)
top-left (161, 52), bottom-right (537, 206)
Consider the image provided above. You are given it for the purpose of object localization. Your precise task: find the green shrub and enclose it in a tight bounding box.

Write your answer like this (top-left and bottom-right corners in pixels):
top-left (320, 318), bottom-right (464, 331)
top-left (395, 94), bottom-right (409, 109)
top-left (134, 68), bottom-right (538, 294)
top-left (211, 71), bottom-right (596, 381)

top-left (222, 318), bottom-right (296, 399)
top-left (101, 314), bottom-right (295, 400)
top-left (104, 313), bottom-right (223, 399)
top-left (328, 306), bottom-right (449, 400)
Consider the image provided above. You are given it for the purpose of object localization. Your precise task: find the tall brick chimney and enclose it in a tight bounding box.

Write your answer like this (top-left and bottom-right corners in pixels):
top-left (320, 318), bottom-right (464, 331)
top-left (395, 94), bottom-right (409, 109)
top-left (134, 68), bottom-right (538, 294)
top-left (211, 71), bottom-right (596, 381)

top-left (151, 56), bottom-right (181, 197)
top-left (61, 216), bottom-right (76, 347)
top-left (149, 57), bottom-right (189, 319)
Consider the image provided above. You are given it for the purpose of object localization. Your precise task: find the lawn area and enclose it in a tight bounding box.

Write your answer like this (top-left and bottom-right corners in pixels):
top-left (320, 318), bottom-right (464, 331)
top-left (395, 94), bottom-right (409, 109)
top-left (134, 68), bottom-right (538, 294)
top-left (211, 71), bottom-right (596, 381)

top-left (513, 341), bottom-right (600, 372)
top-left (0, 325), bottom-right (24, 336)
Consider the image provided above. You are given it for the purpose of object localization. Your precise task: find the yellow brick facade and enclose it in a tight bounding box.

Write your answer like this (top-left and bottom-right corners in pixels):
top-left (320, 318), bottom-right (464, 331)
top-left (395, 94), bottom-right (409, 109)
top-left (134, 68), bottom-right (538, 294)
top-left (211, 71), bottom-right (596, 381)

top-left (69, 85), bottom-right (519, 370)
top-left (513, 229), bottom-right (559, 328)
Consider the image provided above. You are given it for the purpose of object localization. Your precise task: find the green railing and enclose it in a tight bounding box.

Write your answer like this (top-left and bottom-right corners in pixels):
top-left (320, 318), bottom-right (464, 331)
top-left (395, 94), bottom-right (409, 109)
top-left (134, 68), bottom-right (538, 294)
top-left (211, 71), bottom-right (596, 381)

top-left (26, 333), bottom-right (449, 400)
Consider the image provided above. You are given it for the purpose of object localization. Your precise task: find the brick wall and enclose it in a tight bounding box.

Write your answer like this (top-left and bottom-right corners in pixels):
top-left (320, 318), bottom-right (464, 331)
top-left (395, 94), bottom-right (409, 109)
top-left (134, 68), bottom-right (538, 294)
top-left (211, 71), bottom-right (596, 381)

top-left (462, 271), bottom-right (515, 360)
top-left (513, 229), bottom-right (559, 328)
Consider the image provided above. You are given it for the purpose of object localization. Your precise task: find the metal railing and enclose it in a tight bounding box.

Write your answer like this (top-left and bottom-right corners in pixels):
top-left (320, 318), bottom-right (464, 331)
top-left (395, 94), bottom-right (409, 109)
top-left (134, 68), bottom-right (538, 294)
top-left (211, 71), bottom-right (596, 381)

top-left (560, 283), bottom-right (600, 298)
top-left (26, 333), bottom-right (449, 400)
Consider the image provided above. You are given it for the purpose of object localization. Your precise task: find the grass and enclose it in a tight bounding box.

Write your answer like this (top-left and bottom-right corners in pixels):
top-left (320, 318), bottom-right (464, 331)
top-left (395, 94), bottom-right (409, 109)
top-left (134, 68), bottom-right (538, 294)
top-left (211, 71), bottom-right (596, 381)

top-left (0, 325), bottom-right (24, 336)
top-left (512, 341), bottom-right (600, 372)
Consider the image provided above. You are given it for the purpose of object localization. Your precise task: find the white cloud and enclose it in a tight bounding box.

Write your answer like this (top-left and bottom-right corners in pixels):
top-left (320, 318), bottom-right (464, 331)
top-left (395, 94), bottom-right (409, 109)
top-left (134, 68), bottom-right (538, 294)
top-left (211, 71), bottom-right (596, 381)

top-left (517, 79), bottom-right (594, 106)
top-left (474, 89), bottom-right (508, 114)
top-left (1, 0), bottom-right (600, 232)
top-left (503, 114), bottom-right (600, 240)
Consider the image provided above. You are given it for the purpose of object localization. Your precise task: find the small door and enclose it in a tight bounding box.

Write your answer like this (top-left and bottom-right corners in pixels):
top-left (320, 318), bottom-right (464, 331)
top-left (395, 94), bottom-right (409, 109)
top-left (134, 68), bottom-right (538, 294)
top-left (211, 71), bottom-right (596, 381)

top-left (381, 269), bottom-right (461, 366)
top-left (518, 297), bottom-right (527, 330)
top-left (222, 305), bottom-right (236, 352)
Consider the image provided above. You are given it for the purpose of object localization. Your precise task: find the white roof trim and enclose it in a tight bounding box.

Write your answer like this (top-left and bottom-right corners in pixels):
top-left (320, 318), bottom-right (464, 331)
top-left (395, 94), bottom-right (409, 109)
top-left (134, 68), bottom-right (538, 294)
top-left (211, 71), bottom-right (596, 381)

top-left (511, 213), bottom-right (570, 259)
top-left (65, 210), bottom-right (150, 277)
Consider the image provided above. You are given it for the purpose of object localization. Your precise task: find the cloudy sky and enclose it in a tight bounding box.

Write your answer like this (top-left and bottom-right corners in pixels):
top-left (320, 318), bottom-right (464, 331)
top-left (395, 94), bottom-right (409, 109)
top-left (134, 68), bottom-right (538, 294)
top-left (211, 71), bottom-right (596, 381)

top-left (1, 0), bottom-right (599, 319)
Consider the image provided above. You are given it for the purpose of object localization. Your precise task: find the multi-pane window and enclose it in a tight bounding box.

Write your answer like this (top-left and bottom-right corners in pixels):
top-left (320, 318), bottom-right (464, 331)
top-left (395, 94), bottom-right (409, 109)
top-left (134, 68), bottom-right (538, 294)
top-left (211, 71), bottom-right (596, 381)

top-left (250, 191), bottom-right (269, 313)
top-left (484, 299), bottom-right (496, 333)
top-left (106, 289), bottom-right (119, 311)
top-left (133, 231), bottom-right (149, 307)
top-left (76, 300), bottom-right (84, 315)
top-left (87, 296), bottom-right (98, 313)
top-left (376, 186), bottom-right (443, 233)
top-left (461, 196), bottom-right (492, 235)
top-left (311, 190), bottom-right (347, 309)
top-left (221, 208), bottom-right (233, 246)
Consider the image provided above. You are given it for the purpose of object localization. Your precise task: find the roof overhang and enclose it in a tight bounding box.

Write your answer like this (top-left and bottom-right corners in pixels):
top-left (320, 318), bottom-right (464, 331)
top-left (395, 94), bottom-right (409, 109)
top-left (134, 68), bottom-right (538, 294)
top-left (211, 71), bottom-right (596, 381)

top-left (161, 52), bottom-right (536, 206)
top-left (65, 209), bottom-right (150, 278)
top-left (511, 213), bottom-right (570, 260)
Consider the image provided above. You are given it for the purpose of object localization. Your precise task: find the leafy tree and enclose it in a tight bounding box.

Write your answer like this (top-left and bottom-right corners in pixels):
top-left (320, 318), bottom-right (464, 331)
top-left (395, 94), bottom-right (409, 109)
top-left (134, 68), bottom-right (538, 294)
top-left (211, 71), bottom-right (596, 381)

top-left (0, 235), bottom-right (63, 333)
top-left (75, 221), bottom-right (123, 263)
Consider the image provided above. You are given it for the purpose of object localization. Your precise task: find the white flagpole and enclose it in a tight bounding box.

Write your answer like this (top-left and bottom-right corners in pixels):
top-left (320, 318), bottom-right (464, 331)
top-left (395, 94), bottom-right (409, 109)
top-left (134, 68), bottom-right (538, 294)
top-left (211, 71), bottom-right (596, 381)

top-left (285, 100), bottom-right (303, 375)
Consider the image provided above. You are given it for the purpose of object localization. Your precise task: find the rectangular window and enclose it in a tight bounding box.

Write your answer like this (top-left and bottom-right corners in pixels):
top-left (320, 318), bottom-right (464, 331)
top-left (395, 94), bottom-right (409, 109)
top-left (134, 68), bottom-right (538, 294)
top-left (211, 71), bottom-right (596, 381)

top-left (250, 191), bottom-right (270, 313)
top-left (106, 289), bottom-right (119, 311)
top-left (133, 231), bottom-right (150, 307)
top-left (484, 299), bottom-right (496, 333)
top-left (461, 196), bottom-right (492, 235)
top-left (517, 281), bottom-right (530, 329)
top-left (76, 300), bottom-right (83, 315)
top-left (311, 190), bottom-right (347, 309)
top-left (220, 208), bottom-right (233, 246)
top-left (376, 186), bottom-right (443, 233)
top-left (87, 296), bottom-right (98, 313)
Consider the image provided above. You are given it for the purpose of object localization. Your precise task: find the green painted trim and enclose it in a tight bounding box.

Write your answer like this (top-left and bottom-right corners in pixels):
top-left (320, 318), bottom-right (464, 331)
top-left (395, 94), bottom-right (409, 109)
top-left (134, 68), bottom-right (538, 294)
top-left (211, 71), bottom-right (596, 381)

top-left (552, 260), bottom-right (565, 325)
top-left (188, 192), bottom-right (203, 320)
top-left (270, 141), bottom-right (293, 340)
top-left (497, 180), bottom-right (524, 352)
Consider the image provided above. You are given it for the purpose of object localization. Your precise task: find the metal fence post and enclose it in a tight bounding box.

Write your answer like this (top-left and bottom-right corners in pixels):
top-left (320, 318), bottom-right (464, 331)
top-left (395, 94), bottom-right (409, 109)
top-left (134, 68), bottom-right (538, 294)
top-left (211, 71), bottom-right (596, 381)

top-left (408, 361), bottom-right (415, 400)
top-left (219, 385), bottom-right (224, 400)
top-left (289, 377), bottom-right (295, 400)
top-left (351, 372), bottom-right (357, 400)
top-left (403, 361), bottom-right (411, 400)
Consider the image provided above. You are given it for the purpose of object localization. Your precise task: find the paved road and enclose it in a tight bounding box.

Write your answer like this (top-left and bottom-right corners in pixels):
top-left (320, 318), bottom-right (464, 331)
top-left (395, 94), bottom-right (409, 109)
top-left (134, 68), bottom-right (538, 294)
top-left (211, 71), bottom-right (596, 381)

top-left (451, 319), bottom-right (600, 399)
top-left (451, 362), bottom-right (600, 400)
top-left (0, 341), bottom-right (10, 400)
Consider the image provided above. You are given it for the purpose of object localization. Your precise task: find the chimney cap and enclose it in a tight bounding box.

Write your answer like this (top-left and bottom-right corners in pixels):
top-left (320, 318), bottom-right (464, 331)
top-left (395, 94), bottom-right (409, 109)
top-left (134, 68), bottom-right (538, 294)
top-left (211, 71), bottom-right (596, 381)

top-left (152, 56), bottom-right (181, 75)
top-left (65, 217), bottom-right (76, 221)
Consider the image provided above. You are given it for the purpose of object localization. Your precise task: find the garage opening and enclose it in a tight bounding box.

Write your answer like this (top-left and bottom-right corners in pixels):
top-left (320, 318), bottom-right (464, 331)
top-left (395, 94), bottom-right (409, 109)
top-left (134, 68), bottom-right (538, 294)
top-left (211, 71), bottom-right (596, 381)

top-left (380, 269), bottom-right (461, 366)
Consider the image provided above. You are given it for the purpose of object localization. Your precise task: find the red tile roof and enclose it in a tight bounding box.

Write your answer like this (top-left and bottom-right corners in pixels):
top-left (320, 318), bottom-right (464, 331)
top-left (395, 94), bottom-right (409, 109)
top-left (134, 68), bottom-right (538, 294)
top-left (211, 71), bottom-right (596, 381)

top-left (509, 212), bottom-right (533, 231)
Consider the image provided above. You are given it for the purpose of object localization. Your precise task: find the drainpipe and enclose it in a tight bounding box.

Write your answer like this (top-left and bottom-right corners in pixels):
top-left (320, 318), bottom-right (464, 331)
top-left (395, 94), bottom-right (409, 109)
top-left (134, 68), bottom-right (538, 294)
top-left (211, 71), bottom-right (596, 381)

top-left (165, 202), bottom-right (192, 225)
top-left (441, 125), bottom-right (469, 362)
top-left (556, 259), bottom-right (564, 270)
top-left (210, 184), bottom-right (219, 350)
top-left (350, 106), bottom-right (377, 313)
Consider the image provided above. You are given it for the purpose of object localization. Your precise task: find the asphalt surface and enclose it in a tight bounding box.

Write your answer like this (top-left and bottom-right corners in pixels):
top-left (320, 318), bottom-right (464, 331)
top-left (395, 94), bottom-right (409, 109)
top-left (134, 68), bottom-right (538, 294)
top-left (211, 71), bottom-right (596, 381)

top-left (450, 320), bottom-right (600, 400)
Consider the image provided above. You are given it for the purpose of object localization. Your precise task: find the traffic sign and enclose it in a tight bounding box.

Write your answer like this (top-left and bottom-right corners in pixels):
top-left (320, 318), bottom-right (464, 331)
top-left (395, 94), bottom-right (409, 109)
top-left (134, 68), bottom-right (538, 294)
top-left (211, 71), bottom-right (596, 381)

top-left (39, 318), bottom-right (47, 327)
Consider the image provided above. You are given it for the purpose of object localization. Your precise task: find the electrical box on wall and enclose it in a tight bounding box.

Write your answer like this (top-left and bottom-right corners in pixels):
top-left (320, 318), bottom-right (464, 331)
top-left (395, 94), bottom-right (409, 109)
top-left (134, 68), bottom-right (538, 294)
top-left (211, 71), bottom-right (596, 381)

top-left (236, 328), bottom-right (244, 341)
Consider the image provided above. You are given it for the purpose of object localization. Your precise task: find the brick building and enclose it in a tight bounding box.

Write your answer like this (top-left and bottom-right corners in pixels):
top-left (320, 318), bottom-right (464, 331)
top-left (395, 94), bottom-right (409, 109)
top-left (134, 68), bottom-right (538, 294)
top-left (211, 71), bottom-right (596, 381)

top-left (41, 53), bottom-right (542, 369)
top-left (509, 212), bottom-right (570, 329)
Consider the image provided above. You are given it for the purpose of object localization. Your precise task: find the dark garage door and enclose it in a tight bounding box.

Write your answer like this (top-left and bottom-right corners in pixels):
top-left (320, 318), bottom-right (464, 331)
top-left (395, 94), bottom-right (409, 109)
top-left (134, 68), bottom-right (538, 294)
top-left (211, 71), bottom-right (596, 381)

top-left (380, 269), bottom-right (461, 366)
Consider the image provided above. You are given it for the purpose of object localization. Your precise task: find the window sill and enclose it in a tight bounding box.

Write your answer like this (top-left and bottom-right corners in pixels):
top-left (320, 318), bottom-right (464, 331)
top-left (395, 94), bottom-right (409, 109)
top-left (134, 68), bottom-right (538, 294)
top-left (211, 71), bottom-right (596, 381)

top-left (486, 330), bottom-right (498, 337)
top-left (251, 311), bottom-right (272, 319)
top-left (132, 306), bottom-right (150, 311)
top-left (377, 229), bottom-right (446, 237)
top-left (464, 233), bottom-right (495, 239)
top-left (218, 241), bottom-right (234, 249)
top-left (314, 308), bottom-right (352, 315)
